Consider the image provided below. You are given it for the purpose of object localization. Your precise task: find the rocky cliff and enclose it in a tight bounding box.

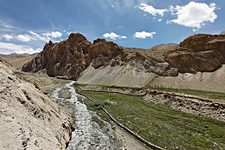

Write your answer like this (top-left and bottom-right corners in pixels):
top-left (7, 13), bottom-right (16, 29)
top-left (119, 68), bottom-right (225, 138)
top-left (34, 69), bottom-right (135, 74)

top-left (167, 34), bottom-right (225, 73)
top-left (0, 60), bottom-right (73, 150)
top-left (22, 33), bottom-right (179, 79)
top-left (22, 33), bottom-right (225, 87)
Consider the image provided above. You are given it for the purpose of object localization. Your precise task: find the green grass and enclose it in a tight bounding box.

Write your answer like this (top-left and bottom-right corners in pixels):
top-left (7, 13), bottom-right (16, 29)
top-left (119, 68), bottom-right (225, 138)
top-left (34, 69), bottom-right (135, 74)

top-left (77, 83), bottom-right (225, 102)
top-left (152, 86), bottom-right (225, 101)
top-left (76, 83), bottom-right (142, 90)
top-left (82, 91), bottom-right (225, 150)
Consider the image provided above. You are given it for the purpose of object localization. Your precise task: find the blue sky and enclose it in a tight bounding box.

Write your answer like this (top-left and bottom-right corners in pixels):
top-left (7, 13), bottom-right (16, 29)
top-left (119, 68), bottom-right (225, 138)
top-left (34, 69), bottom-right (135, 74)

top-left (0, 0), bottom-right (224, 54)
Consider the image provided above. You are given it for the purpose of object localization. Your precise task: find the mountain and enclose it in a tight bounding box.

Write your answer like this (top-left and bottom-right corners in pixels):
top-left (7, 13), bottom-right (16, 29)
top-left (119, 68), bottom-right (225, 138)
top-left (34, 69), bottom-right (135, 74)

top-left (0, 60), bottom-right (73, 149)
top-left (220, 31), bottom-right (225, 35)
top-left (22, 33), bottom-right (180, 79)
top-left (0, 53), bottom-right (37, 70)
top-left (22, 33), bottom-right (225, 91)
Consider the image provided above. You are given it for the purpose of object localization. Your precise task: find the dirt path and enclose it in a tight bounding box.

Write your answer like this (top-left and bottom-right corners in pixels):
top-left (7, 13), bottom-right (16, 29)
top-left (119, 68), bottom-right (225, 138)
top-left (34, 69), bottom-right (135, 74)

top-left (114, 124), bottom-right (151, 150)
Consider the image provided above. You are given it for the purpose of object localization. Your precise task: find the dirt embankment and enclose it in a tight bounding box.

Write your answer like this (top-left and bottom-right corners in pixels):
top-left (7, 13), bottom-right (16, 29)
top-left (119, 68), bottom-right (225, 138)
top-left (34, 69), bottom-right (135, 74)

top-left (78, 85), bottom-right (225, 122)
top-left (0, 62), bottom-right (73, 150)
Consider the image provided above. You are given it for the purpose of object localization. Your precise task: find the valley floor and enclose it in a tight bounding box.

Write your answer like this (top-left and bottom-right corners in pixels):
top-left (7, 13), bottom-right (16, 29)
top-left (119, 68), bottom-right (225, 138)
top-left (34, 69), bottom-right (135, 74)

top-left (14, 71), bottom-right (225, 150)
top-left (82, 90), bottom-right (225, 150)
top-left (15, 71), bottom-right (151, 150)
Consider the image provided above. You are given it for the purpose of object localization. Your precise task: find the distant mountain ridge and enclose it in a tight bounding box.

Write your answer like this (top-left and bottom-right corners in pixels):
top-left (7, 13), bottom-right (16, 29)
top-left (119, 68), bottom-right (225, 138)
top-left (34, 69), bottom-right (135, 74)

top-left (0, 53), bottom-right (37, 70)
top-left (220, 31), bottom-right (225, 35)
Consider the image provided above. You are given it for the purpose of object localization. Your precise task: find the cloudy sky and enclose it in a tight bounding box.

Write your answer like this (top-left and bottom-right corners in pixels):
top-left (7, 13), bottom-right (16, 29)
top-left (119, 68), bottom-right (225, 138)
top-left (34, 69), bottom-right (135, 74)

top-left (0, 0), bottom-right (224, 54)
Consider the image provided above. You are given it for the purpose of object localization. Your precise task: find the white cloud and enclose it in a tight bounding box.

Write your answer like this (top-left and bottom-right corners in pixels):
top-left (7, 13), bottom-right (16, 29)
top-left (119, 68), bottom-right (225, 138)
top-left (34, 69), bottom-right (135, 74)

top-left (0, 34), bottom-right (14, 41)
top-left (158, 19), bottom-right (162, 22)
top-left (120, 36), bottom-right (127, 39)
top-left (139, 3), bottom-right (168, 17)
top-left (0, 31), bottom-right (63, 43)
top-left (42, 31), bottom-right (62, 39)
top-left (17, 34), bottom-right (32, 42)
top-left (28, 31), bottom-right (62, 42)
top-left (0, 42), bottom-right (41, 54)
top-left (134, 31), bottom-right (156, 39)
top-left (28, 31), bottom-right (47, 42)
top-left (2, 24), bottom-right (15, 29)
top-left (169, 2), bottom-right (217, 30)
top-left (0, 20), bottom-right (16, 32)
top-left (103, 32), bottom-right (127, 40)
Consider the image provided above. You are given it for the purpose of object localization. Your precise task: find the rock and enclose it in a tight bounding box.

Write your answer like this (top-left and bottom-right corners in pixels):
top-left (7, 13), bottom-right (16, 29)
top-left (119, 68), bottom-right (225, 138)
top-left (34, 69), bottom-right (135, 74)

top-left (22, 33), bottom-right (124, 79)
top-left (166, 34), bottom-right (225, 73)
top-left (22, 32), bottom-right (225, 80)
top-left (0, 61), bottom-right (73, 150)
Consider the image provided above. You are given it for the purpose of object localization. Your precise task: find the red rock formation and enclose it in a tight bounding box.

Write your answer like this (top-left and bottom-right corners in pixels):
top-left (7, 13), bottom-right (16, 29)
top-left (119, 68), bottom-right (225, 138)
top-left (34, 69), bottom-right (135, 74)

top-left (22, 33), bottom-right (125, 80)
top-left (166, 34), bottom-right (225, 73)
top-left (22, 32), bottom-right (225, 79)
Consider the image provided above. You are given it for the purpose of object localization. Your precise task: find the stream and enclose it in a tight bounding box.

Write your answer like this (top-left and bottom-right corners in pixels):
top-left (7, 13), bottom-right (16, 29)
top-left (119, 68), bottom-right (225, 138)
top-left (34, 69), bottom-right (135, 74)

top-left (52, 81), bottom-right (118, 150)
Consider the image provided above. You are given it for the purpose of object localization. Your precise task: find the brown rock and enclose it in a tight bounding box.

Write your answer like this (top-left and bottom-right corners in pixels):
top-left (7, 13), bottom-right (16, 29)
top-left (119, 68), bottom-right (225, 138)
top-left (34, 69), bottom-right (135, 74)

top-left (22, 32), bottom-right (225, 80)
top-left (166, 34), bottom-right (225, 73)
top-left (22, 33), bottom-right (124, 79)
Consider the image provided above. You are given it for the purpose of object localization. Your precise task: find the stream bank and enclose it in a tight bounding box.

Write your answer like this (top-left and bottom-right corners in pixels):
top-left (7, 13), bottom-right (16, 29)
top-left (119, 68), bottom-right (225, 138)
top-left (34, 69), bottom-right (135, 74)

top-left (52, 81), bottom-right (119, 149)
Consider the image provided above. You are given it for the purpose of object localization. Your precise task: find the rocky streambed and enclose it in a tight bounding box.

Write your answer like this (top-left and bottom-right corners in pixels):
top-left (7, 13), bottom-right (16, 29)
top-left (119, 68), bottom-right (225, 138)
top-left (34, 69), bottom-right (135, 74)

top-left (52, 81), bottom-right (119, 150)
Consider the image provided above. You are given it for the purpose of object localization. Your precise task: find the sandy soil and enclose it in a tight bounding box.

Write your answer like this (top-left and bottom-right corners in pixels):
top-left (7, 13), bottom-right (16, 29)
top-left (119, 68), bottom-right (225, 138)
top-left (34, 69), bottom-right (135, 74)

top-left (0, 53), bottom-right (37, 70)
top-left (150, 65), bottom-right (225, 92)
top-left (78, 63), bottom-right (225, 93)
top-left (0, 61), bottom-right (72, 150)
top-left (15, 71), bottom-right (68, 94)
top-left (78, 64), bottom-right (157, 88)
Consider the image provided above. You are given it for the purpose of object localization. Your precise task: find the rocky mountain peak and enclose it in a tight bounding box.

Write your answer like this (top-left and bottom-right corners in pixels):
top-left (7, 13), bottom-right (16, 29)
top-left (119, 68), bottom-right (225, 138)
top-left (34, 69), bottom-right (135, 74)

top-left (22, 32), bottom-right (225, 80)
top-left (68, 33), bottom-right (88, 42)
top-left (93, 38), bottom-right (107, 44)
top-left (179, 34), bottom-right (225, 51)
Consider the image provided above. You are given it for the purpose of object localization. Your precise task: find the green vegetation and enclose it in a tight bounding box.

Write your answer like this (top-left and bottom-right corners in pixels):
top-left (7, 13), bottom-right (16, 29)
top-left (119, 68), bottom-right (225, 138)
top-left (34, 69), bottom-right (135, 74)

top-left (152, 86), bottom-right (225, 101)
top-left (76, 83), bottom-right (142, 90)
top-left (91, 116), bottom-right (106, 129)
top-left (77, 83), bottom-right (225, 101)
top-left (82, 91), bottom-right (225, 150)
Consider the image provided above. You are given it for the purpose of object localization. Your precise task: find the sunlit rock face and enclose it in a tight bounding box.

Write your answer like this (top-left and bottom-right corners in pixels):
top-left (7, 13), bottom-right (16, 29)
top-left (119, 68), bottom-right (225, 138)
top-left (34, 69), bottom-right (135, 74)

top-left (22, 32), bottom-right (225, 80)
top-left (167, 34), bottom-right (225, 73)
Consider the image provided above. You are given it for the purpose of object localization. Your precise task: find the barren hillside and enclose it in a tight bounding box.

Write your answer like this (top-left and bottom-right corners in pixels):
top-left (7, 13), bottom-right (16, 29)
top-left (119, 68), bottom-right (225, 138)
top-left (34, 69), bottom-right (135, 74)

top-left (0, 60), bottom-right (73, 150)
top-left (0, 53), bottom-right (37, 70)
top-left (22, 33), bottom-right (225, 92)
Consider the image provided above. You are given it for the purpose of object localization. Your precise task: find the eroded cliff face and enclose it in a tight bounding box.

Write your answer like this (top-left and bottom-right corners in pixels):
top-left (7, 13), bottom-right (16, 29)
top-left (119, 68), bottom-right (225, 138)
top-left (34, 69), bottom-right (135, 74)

top-left (22, 33), bottom-right (179, 79)
top-left (0, 60), bottom-right (73, 150)
top-left (166, 34), bottom-right (225, 73)
top-left (22, 33), bottom-right (225, 80)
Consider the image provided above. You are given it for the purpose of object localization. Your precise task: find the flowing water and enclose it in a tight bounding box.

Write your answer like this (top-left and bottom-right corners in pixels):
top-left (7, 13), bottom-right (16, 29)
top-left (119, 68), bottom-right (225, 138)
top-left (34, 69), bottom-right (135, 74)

top-left (52, 81), bottom-right (118, 150)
